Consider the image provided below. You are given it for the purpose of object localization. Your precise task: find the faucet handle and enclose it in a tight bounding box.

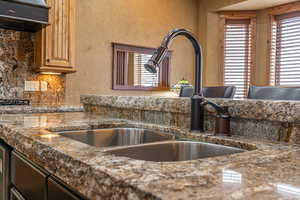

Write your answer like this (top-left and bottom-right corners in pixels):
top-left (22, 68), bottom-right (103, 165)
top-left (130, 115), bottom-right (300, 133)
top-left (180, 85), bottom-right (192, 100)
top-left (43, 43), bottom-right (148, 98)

top-left (201, 99), bottom-right (227, 116)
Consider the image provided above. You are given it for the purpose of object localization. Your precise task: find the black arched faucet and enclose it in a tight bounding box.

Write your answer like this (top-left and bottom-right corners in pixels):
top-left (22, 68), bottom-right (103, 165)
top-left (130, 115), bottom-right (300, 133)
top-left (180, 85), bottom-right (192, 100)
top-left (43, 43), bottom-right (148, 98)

top-left (144, 28), bottom-right (227, 132)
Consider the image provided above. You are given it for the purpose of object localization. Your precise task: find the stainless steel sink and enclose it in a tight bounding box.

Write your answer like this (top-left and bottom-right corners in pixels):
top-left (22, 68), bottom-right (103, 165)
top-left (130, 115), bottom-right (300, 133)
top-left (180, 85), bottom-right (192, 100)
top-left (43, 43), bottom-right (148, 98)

top-left (106, 141), bottom-right (246, 162)
top-left (56, 128), bottom-right (175, 148)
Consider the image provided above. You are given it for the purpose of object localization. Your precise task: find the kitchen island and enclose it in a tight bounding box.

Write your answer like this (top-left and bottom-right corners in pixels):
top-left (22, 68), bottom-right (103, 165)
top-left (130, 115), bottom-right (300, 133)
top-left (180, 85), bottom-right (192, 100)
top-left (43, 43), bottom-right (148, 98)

top-left (0, 97), bottom-right (300, 199)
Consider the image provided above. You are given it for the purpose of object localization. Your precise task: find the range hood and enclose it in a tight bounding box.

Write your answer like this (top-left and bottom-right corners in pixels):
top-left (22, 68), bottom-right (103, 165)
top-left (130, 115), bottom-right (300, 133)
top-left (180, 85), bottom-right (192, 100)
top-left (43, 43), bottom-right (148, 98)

top-left (0, 0), bottom-right (49, 32)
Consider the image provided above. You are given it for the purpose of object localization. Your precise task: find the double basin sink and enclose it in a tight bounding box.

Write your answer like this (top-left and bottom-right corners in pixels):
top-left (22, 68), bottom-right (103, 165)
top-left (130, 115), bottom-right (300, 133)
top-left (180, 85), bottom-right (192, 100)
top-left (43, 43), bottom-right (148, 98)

top-left (56, 128), bottom-right (246, 162)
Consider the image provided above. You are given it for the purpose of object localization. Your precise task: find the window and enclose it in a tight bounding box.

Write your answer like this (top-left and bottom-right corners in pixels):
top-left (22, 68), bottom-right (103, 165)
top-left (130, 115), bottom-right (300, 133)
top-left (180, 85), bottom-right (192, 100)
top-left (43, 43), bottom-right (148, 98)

top-left (112, 43), bottom-right (171, 90)
top-left (223, 18), bottom-right (254, 98)
top-left (270, 11), bottom-right (300, 86)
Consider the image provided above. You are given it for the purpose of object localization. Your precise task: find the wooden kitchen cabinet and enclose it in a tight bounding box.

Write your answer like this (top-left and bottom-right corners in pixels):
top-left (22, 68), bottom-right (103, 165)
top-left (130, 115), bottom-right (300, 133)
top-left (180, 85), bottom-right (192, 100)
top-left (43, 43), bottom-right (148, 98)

top-left (34, 0), bottom-right (76, 74)
top-left (11, 151), bottom-right (85, 200)
top-left (48, 176), bottom-right (82, 200)
top-left (11, 151), bottom-right (49, 200)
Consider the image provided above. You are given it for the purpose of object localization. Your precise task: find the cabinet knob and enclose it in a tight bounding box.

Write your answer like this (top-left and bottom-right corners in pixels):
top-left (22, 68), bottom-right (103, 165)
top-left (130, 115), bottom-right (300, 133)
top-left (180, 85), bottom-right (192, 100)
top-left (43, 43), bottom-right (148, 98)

top-left (46, 59), bottom-right (50, 63)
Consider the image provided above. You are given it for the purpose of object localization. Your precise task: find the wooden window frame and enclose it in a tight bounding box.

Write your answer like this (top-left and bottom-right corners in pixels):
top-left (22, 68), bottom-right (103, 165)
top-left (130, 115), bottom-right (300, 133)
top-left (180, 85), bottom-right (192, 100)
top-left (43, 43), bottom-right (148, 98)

top-left (265, 2), bottom-right (300, 86)
top-left (112, 43), bottom-right (172, 91)
top-left (218, 12), bottom-right (257, 96)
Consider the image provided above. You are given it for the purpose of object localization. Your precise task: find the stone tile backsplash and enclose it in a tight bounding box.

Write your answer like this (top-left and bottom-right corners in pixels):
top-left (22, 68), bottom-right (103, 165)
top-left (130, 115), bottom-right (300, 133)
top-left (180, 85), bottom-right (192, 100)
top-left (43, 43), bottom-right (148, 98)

top-left (0, 29), bottom-right (65, 104)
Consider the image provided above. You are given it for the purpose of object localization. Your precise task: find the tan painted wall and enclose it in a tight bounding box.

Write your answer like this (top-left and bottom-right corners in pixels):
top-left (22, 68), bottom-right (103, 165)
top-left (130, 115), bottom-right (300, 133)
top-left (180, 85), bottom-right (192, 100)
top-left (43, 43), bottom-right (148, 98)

top-left (66, 0), bottom-right (198, 104)
top-left (204, 12), bottom-right (222, 86)
top-left (255, 11), bottom-right (270, 86)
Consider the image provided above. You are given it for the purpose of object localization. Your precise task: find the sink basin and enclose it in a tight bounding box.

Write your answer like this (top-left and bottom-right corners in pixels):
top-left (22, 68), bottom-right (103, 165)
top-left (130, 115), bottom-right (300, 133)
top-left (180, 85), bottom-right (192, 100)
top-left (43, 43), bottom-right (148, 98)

top-left (56, 128), bottom-right (175, 148)
top-left (107, 141), bottom-right (246, 162)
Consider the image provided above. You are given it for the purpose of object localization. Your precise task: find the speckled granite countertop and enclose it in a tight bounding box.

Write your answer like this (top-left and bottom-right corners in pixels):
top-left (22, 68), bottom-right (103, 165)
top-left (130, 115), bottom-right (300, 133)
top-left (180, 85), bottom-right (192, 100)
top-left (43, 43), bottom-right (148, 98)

top-left (81, 95), bottom-right (300, 122)
top-left (1, 112), bottom-right (300, 200)
top-left (0, 104), bottom-right (83, 114)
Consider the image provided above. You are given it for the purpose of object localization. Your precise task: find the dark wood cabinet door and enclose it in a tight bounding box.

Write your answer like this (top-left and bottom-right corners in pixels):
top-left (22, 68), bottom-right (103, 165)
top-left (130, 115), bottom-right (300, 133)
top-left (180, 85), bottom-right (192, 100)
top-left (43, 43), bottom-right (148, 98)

top-left (11, 152), bottom-right (48, 200)
top-left (47, 177), bottom-right (81, 200)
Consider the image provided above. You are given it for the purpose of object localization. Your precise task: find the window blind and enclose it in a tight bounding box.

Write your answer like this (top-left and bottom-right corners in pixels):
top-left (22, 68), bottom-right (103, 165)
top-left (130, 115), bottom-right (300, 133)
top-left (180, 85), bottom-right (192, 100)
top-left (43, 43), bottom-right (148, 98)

top-left (223, 19), bottom-right (252, 98)
top-left (270, 11), bottom-right (300, 86)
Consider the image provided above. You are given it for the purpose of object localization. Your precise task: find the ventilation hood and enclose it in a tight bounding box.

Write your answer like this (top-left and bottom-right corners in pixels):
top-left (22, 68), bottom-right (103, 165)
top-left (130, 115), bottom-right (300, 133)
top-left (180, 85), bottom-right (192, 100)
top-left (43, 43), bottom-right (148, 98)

top-left (0, 0), bottom-right (49, 32)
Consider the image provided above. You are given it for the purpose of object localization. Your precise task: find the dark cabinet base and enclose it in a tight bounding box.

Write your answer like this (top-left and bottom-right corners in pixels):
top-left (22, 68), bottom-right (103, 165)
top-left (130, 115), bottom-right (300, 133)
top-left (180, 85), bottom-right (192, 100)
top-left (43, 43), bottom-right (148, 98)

top-left (10, 151), bottom-right (84, 200)
top-left (48, 176), bottom-right (81, 200)
top-left (11, 152), bottom-right (49, 200)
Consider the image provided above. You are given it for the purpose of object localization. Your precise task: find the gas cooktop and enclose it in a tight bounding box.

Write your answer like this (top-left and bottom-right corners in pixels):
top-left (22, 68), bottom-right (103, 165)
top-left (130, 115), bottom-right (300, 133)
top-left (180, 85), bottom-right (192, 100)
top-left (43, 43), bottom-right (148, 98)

top-left (0, 99), bottom-right (30, 106)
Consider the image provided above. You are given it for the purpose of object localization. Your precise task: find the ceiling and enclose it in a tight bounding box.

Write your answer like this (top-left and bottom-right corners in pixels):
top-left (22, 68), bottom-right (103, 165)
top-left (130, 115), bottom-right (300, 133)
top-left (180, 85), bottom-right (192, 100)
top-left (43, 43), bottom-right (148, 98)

top-left (220, 0), bottom-right (299, 11)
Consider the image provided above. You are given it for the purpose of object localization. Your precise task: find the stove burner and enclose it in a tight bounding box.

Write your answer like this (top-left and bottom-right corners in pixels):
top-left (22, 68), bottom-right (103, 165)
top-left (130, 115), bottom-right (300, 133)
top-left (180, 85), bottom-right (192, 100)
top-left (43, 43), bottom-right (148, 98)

top-left (0, 99), bottom-right (30, 106)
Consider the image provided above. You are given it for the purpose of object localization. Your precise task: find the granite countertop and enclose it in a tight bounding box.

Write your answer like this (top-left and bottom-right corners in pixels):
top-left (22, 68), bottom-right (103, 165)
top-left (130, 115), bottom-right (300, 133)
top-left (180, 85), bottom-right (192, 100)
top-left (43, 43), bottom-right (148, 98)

top-left (0, 112), bottom-right (300, 200)
top-left (0, 104), bottom-right (83, 114)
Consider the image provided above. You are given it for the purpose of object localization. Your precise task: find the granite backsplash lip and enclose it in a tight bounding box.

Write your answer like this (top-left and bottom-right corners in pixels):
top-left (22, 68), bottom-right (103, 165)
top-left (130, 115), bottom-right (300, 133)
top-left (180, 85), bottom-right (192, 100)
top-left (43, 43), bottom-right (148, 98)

top-left (81, 95), bottom-right (300, 122)
top-left (1, 112), bottom-right (300, 200)
top-left (81, 95), bottom-right (191, 114)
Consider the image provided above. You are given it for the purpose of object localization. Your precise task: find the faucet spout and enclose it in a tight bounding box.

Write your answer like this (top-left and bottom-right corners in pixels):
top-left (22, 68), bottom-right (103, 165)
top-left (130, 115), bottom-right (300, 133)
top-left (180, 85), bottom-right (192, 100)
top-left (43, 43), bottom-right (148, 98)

top-left (144, 28), bottom-right (205, 132)
top-left (145, 29), bottom-right (203, 95)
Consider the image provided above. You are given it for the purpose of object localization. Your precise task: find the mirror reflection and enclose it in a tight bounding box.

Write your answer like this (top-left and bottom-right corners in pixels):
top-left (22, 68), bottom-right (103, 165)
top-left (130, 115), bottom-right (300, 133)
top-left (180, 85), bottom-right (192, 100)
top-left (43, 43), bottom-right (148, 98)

top-left (122, 52), bottom-right (159, 87)
top-left (222, 169), bottom-right (242, 184)
top-left (112, 43), bottom-right (171, 90)
top-left (277, 184), bottom-right (300, 197)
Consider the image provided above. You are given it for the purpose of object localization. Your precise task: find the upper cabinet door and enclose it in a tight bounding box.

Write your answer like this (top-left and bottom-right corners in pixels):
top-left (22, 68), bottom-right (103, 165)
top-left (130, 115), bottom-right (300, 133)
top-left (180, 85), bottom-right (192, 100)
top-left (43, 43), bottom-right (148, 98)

top-left (35, 0), bottom-right (76, 74)
top-left (45, 0), bottom-right (75, 67)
